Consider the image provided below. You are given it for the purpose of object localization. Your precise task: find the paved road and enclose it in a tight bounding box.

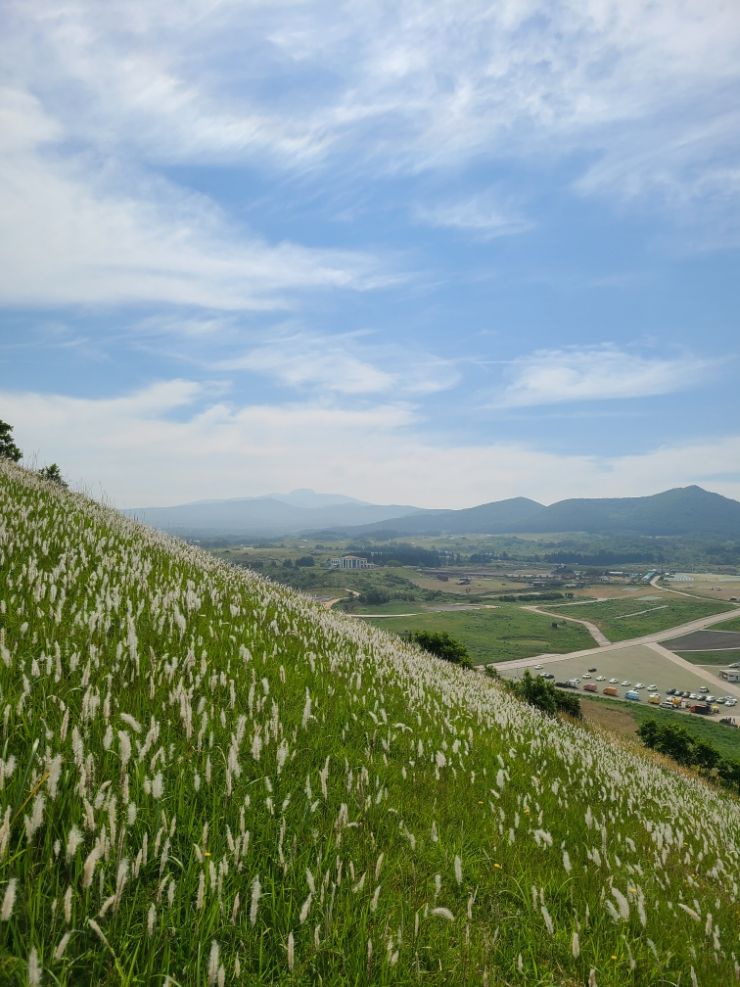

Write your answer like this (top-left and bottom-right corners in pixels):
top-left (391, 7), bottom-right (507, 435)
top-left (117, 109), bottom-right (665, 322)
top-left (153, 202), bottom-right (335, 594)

top-left (643, 641), bottom-right (740, 698)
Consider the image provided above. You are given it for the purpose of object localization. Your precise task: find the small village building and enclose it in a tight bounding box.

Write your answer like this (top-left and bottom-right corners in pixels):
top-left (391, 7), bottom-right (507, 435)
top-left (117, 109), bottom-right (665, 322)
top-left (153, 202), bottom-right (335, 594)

top-left (328, 555), bottom-right (375, 570)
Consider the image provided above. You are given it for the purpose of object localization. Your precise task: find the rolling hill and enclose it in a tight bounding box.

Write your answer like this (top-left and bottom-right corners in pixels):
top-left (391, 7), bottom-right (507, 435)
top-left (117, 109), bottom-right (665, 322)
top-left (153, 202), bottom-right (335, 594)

top-left (349, 485), bottom-right (740, 538)
top-left (1, 461), bottom-right (738, 985)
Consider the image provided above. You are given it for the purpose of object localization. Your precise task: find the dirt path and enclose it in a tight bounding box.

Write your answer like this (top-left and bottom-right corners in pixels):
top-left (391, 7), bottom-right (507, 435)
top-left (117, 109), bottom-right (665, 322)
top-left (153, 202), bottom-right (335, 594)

top-left (322, 588), bottom-right (359, 609)
top-left (523, 605), bottom-right (611, 647)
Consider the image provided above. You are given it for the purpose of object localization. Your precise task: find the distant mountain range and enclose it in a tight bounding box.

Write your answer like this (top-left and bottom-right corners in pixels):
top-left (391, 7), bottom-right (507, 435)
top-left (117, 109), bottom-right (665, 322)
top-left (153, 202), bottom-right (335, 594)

top-left (123, 490), bottom-right (421, 538)
top-left (344, 486), bottom-right (740, 539)
top-left (125, 485), bottom-right (740, 540)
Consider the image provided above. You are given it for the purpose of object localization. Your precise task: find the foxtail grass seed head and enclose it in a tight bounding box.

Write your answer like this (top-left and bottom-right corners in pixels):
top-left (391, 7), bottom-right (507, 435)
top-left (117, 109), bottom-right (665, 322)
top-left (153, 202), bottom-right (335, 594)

top-left (28, 947), bottom-right (41, 987)
top-left (1, 879), bottom-right (17, 921)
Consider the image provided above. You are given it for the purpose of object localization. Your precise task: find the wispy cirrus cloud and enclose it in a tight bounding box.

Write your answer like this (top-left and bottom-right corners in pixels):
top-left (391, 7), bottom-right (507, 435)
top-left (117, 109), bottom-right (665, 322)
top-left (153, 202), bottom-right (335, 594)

top-left (415, 192), bottom-right (533, 239)
top-left (7, 2), bottom-right (740, 194)
top-left (493, 344), bottom-right (716, 408)
top-left (215, 328), bottom-right (460, 397)
top-left (0, 87), bottom-right (393, 310)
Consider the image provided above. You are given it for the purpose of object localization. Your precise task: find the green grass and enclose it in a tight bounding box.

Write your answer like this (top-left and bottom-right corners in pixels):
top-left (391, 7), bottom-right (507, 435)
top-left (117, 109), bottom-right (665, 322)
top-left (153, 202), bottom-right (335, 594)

top-left (714, 614), bottom-right (740, 632)
top-left (1, 462), bottom-right (739, 986)
top-left (676, 649), bottom-right (740, 665)
top-left (584, 695), bottom-right (740, 761)
top-left (362, 604), bottom-right (597, 664)
top-left (340, 599), bottom-right (426, 615)
top-left (542, 595), bottom-right (733, 642)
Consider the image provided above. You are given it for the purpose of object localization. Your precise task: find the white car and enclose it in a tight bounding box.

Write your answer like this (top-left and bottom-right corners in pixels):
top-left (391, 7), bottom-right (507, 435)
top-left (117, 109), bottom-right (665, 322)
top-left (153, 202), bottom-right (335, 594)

top-left (634, 682), bottom-right (644, 689)
top-left (647, 683), bottom-right (657, 690)
top-left (535, 665), bottom-right (543, 670)
top-left (621, 680), bottom-right (630, 687)
top-left (609, 677), bottom-right (618, 684)
top-left (596, 675), bottom-right (605, 681)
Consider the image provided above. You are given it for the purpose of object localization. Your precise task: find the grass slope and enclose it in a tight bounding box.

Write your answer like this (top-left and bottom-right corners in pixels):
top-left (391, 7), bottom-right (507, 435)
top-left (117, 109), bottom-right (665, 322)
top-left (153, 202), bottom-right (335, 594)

top-left (542, 596), bottom-right (732, 642)
top-left (0, 463), bottom-right (739, 986)
top-left (362, 606), bottom-right (594, 664)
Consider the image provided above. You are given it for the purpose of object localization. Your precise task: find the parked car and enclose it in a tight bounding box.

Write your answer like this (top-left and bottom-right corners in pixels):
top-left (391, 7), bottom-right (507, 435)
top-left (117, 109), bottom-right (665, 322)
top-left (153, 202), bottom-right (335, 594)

top-left (595, 675), bottom-right (605, 681)
top-left (647, 683), bottom-right (657, 690)
top-left (588, 667), bottom-right (597, 672)
top-left (625, 690), bottom-right (640, 701)
top-left (621, 680), bottom-right (630, 687)
top-left (609, 677), bottom-right (618, 684)
top-left (666, 688), bottom-right (676, 695)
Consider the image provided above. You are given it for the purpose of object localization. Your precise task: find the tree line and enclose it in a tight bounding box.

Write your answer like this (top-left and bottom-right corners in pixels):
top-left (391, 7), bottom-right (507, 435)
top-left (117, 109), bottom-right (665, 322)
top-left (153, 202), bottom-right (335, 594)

top-left (637, 719), bottom-right (740, 793)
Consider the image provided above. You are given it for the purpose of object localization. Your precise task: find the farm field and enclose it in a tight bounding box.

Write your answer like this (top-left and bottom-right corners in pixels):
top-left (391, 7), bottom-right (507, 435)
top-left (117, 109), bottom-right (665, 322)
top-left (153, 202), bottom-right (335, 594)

top-left (496, 644), bottom-right (728, 698)
top-left (542, 594), bottom-right (733, 641)
top-left (580, 697), bottom-right (740, 761)
top-left (1, 463), bottom-right (740, 986)
top-left (362, 604), bottom-right (594, 664)
top-left (663, 572), bottom-right (740, 601)
top-left (402, 570), bottom-right (527, 596)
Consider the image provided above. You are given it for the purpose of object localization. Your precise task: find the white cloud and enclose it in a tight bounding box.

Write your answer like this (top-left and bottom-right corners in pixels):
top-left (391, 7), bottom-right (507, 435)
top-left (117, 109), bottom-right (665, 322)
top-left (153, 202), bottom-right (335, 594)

top-left (7, 2), bottom-right (740, 193)
top-left (215, 328), bottom-right (460, 396)
top-left (494, 345), bottom-right (714, 408)
top-left (415, 193), bottom-right (533, 239)
top-left (0, 87), bottom-right (391, 309)
top-left (6, 380), bottom-right (740, 508)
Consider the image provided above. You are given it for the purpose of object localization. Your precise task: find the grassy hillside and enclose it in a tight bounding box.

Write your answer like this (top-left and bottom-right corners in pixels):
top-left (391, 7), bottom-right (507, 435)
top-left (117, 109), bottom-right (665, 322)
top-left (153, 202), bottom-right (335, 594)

top-left (542, 596), bottom-right (732, 642)
top-left (362, 606), bottom-right (594, 664)
top-left (0, 463), bottom-right (739, 986)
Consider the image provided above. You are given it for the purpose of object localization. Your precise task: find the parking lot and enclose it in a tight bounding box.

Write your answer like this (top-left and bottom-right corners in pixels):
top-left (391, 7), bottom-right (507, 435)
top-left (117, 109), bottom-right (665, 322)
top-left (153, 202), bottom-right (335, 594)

top-left (497, 644), bottom-right (737, 709)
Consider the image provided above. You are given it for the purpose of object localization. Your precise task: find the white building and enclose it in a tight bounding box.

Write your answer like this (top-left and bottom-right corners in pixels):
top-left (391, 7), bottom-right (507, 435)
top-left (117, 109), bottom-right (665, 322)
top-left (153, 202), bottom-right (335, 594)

top-left (328, 555), bottom-right (374, 570)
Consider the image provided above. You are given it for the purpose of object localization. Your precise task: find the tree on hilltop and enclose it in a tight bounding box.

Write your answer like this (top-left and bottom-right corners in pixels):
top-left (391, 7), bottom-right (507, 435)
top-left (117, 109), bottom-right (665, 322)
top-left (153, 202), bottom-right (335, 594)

top-left (0, 419), bottom-right (22, 462)
top-left (39, 463), bottom-right (68, 487)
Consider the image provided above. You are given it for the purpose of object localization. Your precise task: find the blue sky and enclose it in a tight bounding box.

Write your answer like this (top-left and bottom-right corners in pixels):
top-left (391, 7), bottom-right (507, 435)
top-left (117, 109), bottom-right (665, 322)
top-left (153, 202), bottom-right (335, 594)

top-left (1, 0), bottom-right (739, 508)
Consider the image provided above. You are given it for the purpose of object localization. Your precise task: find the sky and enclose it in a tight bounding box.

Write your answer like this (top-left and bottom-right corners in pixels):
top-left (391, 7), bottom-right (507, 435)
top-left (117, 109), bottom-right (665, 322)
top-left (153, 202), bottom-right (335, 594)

top-left (1, 0), bottom-right (739, 509)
